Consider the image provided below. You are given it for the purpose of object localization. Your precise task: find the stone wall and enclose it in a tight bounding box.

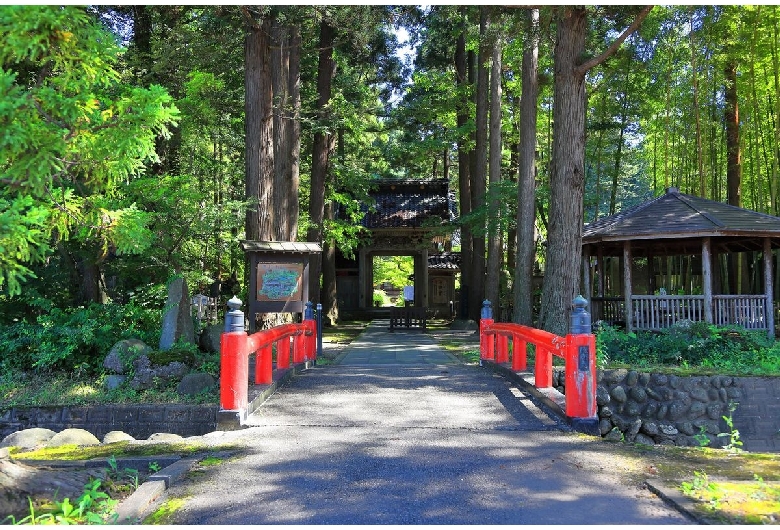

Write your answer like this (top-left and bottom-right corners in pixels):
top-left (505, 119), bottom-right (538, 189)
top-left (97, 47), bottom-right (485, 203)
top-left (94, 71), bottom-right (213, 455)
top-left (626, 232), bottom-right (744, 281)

top-left (554, 369), bottom-right (780, 452)
top-left (0, 404), bottom-right (218, 441)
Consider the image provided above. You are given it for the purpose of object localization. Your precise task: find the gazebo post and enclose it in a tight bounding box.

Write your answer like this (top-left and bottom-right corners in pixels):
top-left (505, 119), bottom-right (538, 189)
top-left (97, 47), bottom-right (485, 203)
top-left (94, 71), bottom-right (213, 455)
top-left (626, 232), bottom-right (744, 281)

top-left (702, 237), bottom-right (713, 325)
top-left (623, 241), bottom-right (633, 332)
top-left (764, 237), bottom-right (775, 338)
top-left (582, 247), bottom-right (591, 308)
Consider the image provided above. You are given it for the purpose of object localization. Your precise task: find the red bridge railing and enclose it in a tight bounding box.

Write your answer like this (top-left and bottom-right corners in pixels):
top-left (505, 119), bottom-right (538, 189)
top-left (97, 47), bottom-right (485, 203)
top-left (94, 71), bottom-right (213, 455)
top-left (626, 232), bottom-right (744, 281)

top-left (220, 297), bottom-right (317, 413)
top-left (479, 297), bottom-right (597, 422)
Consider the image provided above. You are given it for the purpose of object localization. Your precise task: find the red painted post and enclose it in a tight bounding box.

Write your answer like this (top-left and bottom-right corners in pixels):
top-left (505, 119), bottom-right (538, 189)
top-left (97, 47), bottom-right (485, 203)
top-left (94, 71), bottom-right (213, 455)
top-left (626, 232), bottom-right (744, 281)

top-left (276, 337), bottom-right (291, 369)
top-left (292, 331), bottom-right (305, 364)
top-left (564, 333), bottom-right (597, 418)
top-left (255, 344), bottom-right (273, 385)
top-left (304, 319), bottom-right (316, 361)
top-left (479, 300), bottom-right (495, 362)
top-left (535, 346), bottom-right (553, 388)
top-left (220, 331), bottom-right (249, 411)
top-left (511, 335), bottom-right (527, 371)
top-left (496, 333), bottom-right (509, 363)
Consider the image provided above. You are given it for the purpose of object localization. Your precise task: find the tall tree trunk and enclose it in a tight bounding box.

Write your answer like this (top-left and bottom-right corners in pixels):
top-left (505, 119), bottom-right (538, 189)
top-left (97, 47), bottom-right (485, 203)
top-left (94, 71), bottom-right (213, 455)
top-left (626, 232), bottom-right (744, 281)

top-left (725, 59), bottom-right (743, 292)
top-left (287, 25), bottom-right (301, 240)
top-left (539, 5), bottom-right (651, 335)
top-left (486, 33), bottom-right (502, 316)
top-left (244, 16), bottom-right (274, 242)
top-left (689, 10), bottom-right (706, 198)
top-left (539, 7), bottom-right (588, 336)
top-left (455, 10), bottom-right (472, 320)
top-left (470, 7), bottom-right (489, 321)
top-left (514, 8), bottom-right (539, 326)
top-left (307, 20), bottom-right (336, 305)
top-left (271, 20), bottom-right (291, 241)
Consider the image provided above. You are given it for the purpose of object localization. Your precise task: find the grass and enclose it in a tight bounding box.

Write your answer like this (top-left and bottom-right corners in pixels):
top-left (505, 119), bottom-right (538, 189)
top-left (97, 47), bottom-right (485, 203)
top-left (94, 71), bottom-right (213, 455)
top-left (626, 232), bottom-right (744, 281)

top-left (680, 472), bottom-right (780, 524)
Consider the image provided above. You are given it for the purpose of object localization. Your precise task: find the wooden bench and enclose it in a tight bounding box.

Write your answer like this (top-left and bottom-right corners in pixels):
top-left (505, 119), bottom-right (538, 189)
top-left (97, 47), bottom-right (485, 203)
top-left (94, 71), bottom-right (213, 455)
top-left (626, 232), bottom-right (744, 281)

top-left (389, 307), bottom-right (427, 330)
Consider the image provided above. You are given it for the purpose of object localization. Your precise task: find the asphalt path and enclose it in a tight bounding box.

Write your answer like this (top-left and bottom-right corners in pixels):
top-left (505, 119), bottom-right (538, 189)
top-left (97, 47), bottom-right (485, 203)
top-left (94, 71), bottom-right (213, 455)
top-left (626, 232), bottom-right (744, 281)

top-left (164, 322), bottom-right (693, 525)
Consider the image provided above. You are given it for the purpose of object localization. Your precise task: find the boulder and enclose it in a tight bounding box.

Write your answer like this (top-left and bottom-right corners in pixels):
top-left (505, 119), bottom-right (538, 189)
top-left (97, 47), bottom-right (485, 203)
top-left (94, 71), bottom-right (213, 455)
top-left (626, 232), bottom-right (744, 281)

top-left (103, 431), bottom-right (135, 444)
top-left (104, 339), bottom-right (153, 374)
top-left (0, 428), bottom-right (56, 449)
top-left (104, 374), bottom-right (127, 391)
top-left (177, 373), bottom-right (216, 396)
top-left (159, 276), bottom-right (196, 351)
top-left (46, 428), bottom-right (100, 447)
top-left (146, 433), bottom-right (183, 443)
top-left (199, 324), bottom-right (223, 353)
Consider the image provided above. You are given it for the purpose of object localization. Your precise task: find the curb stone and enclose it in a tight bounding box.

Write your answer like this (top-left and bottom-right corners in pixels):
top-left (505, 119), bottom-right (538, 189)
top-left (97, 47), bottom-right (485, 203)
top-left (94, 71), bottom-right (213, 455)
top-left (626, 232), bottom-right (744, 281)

top-left (114, 456), bottom-right (199, 525)
top-left (644, 479), bottom-right (713, 524)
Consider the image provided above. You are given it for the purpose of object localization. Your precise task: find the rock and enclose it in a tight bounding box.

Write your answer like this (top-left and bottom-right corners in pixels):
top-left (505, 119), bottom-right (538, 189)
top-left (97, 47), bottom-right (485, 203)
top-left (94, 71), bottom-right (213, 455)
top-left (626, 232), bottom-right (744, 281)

top-left (199, 324), bottom-right (223, 353)
top-left (104, 339), bottom-right (153, 374)
top-left (643, 401), bottom-right (659, 418)
top-left (604, 427), bottom-right (624, 442)
top-left (46, 428), bottom-right (100, 447)
top-left (707, 403), bottom-right (724, 420)
top-left (159, 276), bottom-right (196, 351)
top-left (657, 404), bottom-right (668, 420)
top-left (610, 386), bottom-right (627, 403)
top-left (625, 400), bottom-right (641, 416)
top-left (0, 428), bottom-right (56, 449)
top-left (596, 386), bottom-right (611, 406)
top-left (103, 431), bottom-right (135, 444)
top-left (104, 374), bottom-right (127, 391)
top-left (690, 387), bottom-right (709, 403)
top-left (177, 373), bottom-right (216, 396)
top-left (688, 402), bottom-right (706, 419)
top-left (634, 433), bottom-right (655, 446)
top-left (640, 421), bottom-right (659, 437)
top-left (668, 401), bottom-right (689, 420)
top-left (677, 421), bottom-right (695, 436)
top-left (157, 361), bottom-right (189, 379)
top-left (599, 418), bottom-right (613, 435)
top-left (627, 419), bottom-right (642, 440)
top-left (629, 386), bottom-right (647, 403)
top-left (652, 374), bottom-right (668, 386)
top-left (645, 387), bottom-right (661, 400)
top-left (146, 433), bottom-right (184, 443)
top-left (659, 424), bottom-right (678, 436)
top-left (625, 370), bottom-right (639, 387)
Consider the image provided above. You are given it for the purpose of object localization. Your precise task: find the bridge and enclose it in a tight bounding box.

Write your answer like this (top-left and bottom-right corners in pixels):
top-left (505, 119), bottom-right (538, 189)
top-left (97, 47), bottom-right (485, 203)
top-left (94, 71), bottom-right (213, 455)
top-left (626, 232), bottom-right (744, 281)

top-left (160, 301), bottom-right (692, 524)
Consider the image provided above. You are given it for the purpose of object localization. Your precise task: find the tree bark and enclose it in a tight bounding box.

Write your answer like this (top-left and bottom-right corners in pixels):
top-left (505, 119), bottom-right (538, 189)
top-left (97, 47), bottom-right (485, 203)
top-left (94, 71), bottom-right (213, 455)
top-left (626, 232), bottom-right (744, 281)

top-left (486, 31), bottom-right (502, 316)
top-left (514, 8), bottom-right (539, 326)
top-left (271, 20), bottom-right (291, 241)
top-left (307, 20), bottom-right (336, 304)
top-left (539, 6), bottom-right (588, 336)
top-left (470, 7), bottom-right (488, 321)
top-left (455, 10), bottom-right (472, 320)
top-left (539, 5), bottom-right (652, 335)
top-left (244, 17), bottom-right (274, 242)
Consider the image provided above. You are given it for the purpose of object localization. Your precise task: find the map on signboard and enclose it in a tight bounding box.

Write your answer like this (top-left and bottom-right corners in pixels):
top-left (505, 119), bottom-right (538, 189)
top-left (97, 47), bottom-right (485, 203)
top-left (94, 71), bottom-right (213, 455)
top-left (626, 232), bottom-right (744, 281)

top-left (257, 263), bottom-right (303, 301)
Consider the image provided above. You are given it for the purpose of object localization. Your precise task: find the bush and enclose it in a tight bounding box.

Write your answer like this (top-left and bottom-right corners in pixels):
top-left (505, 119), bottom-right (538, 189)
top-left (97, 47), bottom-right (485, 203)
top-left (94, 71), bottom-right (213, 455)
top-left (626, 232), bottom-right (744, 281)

top-left (0, 301), bottom-right (161, 374)
top-left (595, 322), bottom-right (779, 375)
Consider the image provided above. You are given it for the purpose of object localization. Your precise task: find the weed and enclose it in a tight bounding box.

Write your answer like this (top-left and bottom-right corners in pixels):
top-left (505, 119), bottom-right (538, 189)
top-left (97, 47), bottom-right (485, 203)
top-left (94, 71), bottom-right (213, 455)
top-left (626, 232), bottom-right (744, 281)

top-left (4, 478), bottom-right (119, 525)
top-left (149, 461), bottom-right (162, 473)
top-left (693, 425), bottom-right (711, 448)
top-left (718, 402), bottom-right (743, 454)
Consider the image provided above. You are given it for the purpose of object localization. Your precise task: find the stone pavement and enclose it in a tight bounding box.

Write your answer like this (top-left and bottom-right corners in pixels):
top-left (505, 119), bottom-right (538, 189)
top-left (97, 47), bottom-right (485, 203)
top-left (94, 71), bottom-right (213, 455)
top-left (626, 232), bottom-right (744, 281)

top-left (160, 321), bottom-right (693, 525)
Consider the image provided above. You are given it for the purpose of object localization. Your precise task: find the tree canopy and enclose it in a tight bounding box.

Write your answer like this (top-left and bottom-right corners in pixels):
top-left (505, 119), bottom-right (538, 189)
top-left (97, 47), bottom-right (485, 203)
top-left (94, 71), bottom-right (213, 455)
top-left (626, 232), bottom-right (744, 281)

top-left (2, 5), bottom-right (780, 333)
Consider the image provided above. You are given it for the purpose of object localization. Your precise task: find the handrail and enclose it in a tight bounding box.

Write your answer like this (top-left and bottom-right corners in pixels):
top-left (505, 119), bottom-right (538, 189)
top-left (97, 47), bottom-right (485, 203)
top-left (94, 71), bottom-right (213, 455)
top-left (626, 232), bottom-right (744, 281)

top-left (220, 298), bottom-right (317, 413)
top-left (479, 299), bottom-right (597, 421)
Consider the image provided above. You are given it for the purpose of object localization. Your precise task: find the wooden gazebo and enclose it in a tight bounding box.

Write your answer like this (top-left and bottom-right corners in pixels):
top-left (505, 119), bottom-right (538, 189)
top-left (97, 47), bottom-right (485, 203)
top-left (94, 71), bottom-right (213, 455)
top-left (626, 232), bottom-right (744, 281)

top-left (582, 187), bottom-right (780, 336)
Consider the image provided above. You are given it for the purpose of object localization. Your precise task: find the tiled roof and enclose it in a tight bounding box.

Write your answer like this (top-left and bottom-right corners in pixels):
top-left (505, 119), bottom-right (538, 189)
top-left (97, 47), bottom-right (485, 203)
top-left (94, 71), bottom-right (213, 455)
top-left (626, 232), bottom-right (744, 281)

top-left (361, 179), bottom-right (456, 229)
top-left (428, 252), bottom-right (460, 270)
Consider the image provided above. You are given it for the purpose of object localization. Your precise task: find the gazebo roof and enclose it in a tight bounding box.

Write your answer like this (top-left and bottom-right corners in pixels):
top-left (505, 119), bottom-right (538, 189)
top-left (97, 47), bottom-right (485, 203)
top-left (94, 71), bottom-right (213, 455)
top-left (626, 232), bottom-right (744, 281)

top-left (582, 187), bottom-right (780, 255)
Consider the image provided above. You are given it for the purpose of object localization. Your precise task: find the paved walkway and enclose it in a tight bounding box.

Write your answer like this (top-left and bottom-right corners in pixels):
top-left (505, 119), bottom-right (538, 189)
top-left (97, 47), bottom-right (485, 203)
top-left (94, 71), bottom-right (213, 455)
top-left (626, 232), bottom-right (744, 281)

top-left (164, 321), bottom-right (692, 524)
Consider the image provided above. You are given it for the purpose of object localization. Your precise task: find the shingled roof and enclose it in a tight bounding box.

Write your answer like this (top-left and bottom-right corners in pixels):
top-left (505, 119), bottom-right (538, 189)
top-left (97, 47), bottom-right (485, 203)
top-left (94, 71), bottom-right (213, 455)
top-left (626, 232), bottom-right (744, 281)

top-left (361, 178), bottom-right (456, 229)
top-left (582, 187), bottom-right (780, 255)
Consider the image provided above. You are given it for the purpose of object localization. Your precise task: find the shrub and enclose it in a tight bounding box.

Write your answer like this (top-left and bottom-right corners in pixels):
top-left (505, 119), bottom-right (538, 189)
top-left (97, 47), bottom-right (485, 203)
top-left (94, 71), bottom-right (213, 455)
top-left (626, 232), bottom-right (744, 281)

top-left (0, 301), bottom-right (161, 374)
top-left (595, 322), bottom-right (779, 375)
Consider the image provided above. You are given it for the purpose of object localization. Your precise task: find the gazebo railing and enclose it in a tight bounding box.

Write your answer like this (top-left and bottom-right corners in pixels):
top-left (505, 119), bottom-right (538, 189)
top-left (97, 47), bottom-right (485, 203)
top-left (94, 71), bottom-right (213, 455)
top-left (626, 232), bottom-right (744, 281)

top-left (713, 295), bottom-right (768, 329)
top-left (632, 295), bottom-right (704, 330)
top-left (592, 295), bottom-right (772, 332)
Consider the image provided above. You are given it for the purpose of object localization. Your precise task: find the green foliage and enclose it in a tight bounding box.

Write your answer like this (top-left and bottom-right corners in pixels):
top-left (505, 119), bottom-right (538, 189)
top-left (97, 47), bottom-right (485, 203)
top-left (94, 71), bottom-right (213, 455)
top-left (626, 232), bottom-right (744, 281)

top-left (0, 300), bottom-right (160, 373)
top-left (373, 289), bottom-right (393, 307)
top-left (373, 256), bottom-right (413, 291)
top-left (0, 6), bottom-right (179, 295)
top-left (718, 402), bottom-right (743, 454)
top-left (595, 323), bottom-right (779, 375)
top-left (4, 478), bottom-right (118, 525)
